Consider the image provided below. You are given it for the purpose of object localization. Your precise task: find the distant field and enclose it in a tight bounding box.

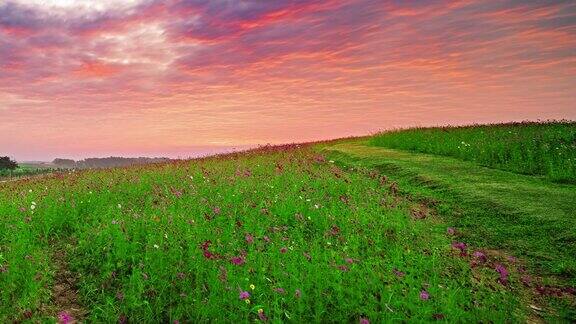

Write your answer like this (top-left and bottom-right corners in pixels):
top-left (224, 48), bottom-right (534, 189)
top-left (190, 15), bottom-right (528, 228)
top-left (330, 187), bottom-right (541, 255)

top-left (370, 121), bottom-right (576, 182)
top-left (0, 123), bottom-right (575, 322)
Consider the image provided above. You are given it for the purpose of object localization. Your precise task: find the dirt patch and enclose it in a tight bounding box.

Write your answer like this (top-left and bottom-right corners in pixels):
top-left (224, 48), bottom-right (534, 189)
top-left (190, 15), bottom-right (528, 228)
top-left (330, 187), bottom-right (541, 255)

top-left (49, 247), bottom-right (86, 323)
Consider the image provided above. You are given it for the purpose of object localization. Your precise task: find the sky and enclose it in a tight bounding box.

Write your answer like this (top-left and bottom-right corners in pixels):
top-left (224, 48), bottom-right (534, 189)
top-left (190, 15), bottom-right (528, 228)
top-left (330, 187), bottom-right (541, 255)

top-left (0, 0), bottom-right (575, 161)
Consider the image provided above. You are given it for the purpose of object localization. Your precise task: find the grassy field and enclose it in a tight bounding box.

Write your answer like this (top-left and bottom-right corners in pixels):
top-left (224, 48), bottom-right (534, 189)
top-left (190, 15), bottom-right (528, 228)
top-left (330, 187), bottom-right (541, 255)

top-left (1, 122), bottom-right (575, 322)
top-left (370, 121), bottom-right (576, 183)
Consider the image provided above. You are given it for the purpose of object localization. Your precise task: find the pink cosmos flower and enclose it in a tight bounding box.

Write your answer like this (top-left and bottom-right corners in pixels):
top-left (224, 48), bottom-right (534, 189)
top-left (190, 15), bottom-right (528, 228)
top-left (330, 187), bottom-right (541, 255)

top-left (245, 234), bottom-right (254, 244)
top-left (239, 291), bottom-right (250, 300)
top-left (58, 311), bottom-right (73, 324)
top-left (392, 268), bottom-right (405, 278)
top-left (359, 318), bottom-right (370, 324)
top-left (451, 242), bottom-right (467, 255)
top-left (231, 256), bottom-right (245, 266)
top-left (419, 290), bottom-right (430, 301)
top-left (495, 264), bottom-right (509, 285)
top-left (472, 251), bottom-right (487, 262)
top-left (446, 227), bottom-right (456, 235)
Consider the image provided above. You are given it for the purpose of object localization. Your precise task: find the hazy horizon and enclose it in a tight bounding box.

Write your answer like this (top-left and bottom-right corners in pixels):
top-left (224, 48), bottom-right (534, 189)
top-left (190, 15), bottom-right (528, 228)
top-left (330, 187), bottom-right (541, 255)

top-left (1, 0), bottom-right (575, 161)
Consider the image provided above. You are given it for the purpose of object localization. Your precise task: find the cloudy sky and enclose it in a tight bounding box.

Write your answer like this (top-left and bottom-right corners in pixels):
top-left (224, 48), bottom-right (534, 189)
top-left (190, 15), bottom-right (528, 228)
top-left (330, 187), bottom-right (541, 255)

top-left (1, 0), bottom-right (575, 160)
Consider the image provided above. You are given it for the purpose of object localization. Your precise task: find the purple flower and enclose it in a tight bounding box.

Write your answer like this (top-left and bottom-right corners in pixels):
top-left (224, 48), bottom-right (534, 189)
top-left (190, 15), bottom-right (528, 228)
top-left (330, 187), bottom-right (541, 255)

top-left (472, 251), bottom-right (487, 262)
top-left (245, 234), bottom-right (254, 244)
top-left (419, 290), bottom-right (430, 301)
top-left (239, 291), bottom-right (250, 300)
top-left (495, 264), bottom-right (509, 285)
top-left (345, 258), bottom-right (355, 264)
top-left (360, 318), bottom-right (370, 324)
top-left (231, 256), bottom-right (245, 266)
top-left (451, 242), bottom-right (467, 255)
top-left (213, 207), bottom-right (221, 215)
top-left (275, 287), bottom-right (286, 294)
top-left (263, 236), bottom-right (271, 243)
top-left (392, 268), bottom-right (405, 278)
top-left (446, 227), bottom-right (456, 235)
top-left (58, 311), bottom-right (73, 324)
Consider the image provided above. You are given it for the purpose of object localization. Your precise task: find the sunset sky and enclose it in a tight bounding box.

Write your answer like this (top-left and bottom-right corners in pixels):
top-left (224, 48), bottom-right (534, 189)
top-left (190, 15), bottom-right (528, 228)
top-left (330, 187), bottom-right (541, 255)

top-left (1, 0), bottom-right (575, 160)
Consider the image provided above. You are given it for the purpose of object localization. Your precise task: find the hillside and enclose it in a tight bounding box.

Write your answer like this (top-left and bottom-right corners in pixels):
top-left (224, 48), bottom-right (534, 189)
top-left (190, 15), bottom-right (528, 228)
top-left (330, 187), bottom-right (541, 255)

top-left (1, 123), bottom-right (575, 322)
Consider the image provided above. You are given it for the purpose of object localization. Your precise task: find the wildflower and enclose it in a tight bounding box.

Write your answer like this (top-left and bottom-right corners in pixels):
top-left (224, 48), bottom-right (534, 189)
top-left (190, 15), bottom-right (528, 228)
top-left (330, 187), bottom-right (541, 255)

top-left (239, 291), bottom-right (250, 300)
top-left (245, 234), bottom-right (254, 244)
top-left (275, 287), bottom-right (285, 294)
top-left (213, 207), bottom-right (221, 215)
top-left (360, 318), bottom-right (370, 324)
top-left (392, 268), bottom-right (405, 278)
top-left (294, 289), bottom-right (301, 298)
top-left (472, 251), bottom-right (487, 263)
top-left (117, 203), bottom-right (122, 208)
top-left (280, 247), bottom-right (287, 253)
top-left (245, 299), bottom-right (251, 304)
top-left (446, 227), bottom-right (456, 235)
top-left (420, 290), bottom-right (430, 301)
top-left (250, 284), bottom-right (255, 290)
top-left (111, 220), bottom-right (118, 225)
top-left (345, 258), bottom-right (355, 264)
top-left (57, 311), bottom-right (73, 324)
top-left (153, 244), bottom-right (159, 249)
top-left (495, 264), bottom-right (509, 285)
top-left (258, 309), bottom-right (268, 321)
top-left (30, 204), bottom-right (36, 210)
top-left (231, 256), bottom-right (245, 265)
top-left (338, 265), bottom-right (349, 272)
top-left (263, 236), bottom-right (271, 243)
top-left (451, 242), bottom-right (467, 255)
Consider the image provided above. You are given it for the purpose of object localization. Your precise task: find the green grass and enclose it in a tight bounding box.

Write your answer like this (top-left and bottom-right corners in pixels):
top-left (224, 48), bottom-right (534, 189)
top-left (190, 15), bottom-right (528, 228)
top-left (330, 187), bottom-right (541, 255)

top-left (369, 121), bottom-right (576, 183)
top-left (1, 146), bottom-right (531, 323)
top-left (1, 122), bottom-right (575, 322)
top-left (323, 140), bottom-right (576, 320)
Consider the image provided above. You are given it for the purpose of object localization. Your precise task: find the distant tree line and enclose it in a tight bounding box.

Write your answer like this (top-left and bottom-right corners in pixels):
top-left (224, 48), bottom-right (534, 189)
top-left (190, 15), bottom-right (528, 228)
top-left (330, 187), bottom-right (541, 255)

top-left (0, 156), bottom-right (18, 170)
top-left (52, 157), bottom-right (172, 169)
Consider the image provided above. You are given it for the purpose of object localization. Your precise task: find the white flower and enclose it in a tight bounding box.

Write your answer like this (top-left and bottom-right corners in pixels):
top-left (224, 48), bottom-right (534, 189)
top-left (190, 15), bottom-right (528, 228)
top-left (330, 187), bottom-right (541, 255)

top-left (30, 205), bottom-right (36, 210)
top-left (153, 244), bottom-right (159, 249)
top-left (117, 204), bottom-right (122, 209)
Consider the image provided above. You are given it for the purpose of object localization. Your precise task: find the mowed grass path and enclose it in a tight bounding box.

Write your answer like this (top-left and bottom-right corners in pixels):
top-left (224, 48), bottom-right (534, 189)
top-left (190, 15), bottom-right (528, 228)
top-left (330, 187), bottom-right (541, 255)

top-left (324, 140), bottom-right (576, 319)
top-left (0, 146), bottom-right (537, 322)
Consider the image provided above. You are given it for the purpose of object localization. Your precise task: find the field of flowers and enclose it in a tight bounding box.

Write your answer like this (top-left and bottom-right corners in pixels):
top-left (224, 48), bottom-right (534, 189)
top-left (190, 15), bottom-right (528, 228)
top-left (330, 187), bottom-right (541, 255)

top-left (0, 144), bottom-right (534, 322)
top-left (369, 121), bottom-right (576, 182)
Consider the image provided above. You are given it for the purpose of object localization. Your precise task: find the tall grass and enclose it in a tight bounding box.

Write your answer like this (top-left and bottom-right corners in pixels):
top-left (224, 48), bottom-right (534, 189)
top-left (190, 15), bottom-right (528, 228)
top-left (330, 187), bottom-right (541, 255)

top-left (369, 121), bottom-right (576, 182)
top-left (0, 145), bottom-right (524, 322)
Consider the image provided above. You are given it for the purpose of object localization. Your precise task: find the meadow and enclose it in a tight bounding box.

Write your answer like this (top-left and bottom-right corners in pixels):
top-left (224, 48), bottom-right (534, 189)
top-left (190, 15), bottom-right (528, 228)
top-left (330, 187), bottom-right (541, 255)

top-left (0, 122), bottom-right (575, 322)
top-left (370, 121), bottom-right (576, 182)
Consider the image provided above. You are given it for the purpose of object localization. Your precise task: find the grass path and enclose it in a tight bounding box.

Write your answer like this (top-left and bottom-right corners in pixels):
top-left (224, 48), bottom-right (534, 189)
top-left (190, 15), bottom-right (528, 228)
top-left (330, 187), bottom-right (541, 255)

top-left (323, 140), bottom-right (576, 319)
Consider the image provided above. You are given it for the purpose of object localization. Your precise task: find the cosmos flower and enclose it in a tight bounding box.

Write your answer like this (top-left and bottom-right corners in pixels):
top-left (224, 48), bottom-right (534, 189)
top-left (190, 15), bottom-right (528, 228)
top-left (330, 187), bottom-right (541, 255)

top-left (446, 227), bottom-right (456, 235)
top-left (495, 264), bottom-right (509, 285)
top-left (239, 291), bottom-right (250, 300)
top-left (419, 290), bottom-right (430, 301)
top-left (57, 311), bottom-right (73, 324)
top-left (472, 251), bottom-right (487, 262)
top-left (245, 234), bottom-right (254, 244)
top-left (359, 318), bottom-right (370, 324)
top-left (392, 268), bottom-right (405, 278)
top-left (231, 256), bottom-right (245, 265)
top-left (451, 242), bottom-right (467, 255)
